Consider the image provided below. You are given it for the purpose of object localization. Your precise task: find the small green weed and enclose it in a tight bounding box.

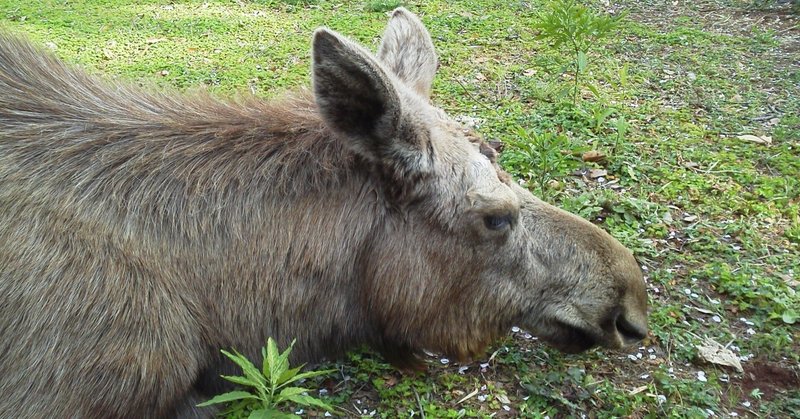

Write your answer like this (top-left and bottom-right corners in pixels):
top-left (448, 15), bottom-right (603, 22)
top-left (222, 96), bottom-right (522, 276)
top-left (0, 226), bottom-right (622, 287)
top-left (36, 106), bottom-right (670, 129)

top-left (501, 126), bottom-right (582, 201)
top-left (198, 338), bottom-right (337, 418)
top-left (533, 0), bottom-right (624, 104)
top-left (364, 0), bottom-right (402, 12)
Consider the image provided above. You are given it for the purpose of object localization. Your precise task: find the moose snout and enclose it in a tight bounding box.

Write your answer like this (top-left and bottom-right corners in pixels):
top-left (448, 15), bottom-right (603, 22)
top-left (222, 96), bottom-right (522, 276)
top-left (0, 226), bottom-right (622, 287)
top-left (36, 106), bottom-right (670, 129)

top-left (613, 309), bottom-right (648, 347)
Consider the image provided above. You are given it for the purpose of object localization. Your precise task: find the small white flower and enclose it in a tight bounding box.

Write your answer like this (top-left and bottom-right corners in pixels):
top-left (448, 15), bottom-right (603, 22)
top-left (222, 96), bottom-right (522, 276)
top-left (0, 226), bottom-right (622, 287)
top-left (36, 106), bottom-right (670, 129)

top-left (697, 371), bottom-right (707, 382)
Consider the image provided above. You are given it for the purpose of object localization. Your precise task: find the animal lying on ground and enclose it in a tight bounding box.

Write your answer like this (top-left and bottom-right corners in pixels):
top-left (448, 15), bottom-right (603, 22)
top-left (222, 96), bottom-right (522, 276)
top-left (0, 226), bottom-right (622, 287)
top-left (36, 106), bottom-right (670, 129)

top-left (0, 7), bottom-right (648, 418)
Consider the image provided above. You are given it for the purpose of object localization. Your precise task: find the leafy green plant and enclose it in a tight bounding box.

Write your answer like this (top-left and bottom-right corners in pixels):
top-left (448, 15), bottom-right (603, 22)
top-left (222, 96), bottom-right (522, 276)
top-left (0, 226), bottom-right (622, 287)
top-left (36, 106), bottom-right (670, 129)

top-left (364, 0), bottom-right (402, 12)
top-left (533, 0), bottom-right (625, 104)
top-left (501, 127), bottom-right (581, 201)
top-left (198, 338), bottom-right (336, 418)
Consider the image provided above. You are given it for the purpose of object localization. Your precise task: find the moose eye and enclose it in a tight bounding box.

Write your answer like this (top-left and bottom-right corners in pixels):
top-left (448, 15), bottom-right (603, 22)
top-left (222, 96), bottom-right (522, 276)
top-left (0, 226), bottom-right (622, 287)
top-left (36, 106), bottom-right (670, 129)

top-left (484, 214), bottom-right (513, 231)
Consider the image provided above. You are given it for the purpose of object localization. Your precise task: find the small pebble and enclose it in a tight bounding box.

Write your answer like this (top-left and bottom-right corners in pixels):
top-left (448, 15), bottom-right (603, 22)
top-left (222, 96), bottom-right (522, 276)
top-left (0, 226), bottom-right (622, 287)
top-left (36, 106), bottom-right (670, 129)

top-left (697, 371), bottom-right (707, 382)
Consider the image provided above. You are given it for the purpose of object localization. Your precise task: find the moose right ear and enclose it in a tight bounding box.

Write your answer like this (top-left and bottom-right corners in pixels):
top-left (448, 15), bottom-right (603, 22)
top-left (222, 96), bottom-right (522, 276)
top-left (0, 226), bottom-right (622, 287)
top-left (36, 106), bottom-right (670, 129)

top-left (312, 28), bottom-right (404, 163)
top-left (377, 8), bottom-right (438, 99)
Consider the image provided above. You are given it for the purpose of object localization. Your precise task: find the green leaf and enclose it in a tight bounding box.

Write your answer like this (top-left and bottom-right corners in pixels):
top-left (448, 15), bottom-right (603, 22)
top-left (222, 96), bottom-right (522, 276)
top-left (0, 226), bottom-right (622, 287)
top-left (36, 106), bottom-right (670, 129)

top-left (222, 349), bottom-right (266, 388)
top-left (261, 346), bottom-right (268, 377)
top-left (196, 391), bottom-right (259, 407)
top-left (625, 165), bottom-right (639, 181)
top-left (577, 50), bottom-right (588, 72)
top-left (276, 365), bottom-right (304, 386)
top-left (279, 369), bottom-right (337, 386)
top-left (275, 386), bottom-right (311, 402)
top-left (284, 394), bottom-right (337, 411)
top-left (221, 374), bottom-right (259, 388)
top-left (249, 408), bottom-right (299, 419)
top-left (781, 309), bottom-right (798, 324)
top-left (266, 338), bottom-right (280, 379)
top-left (266, 337), bottom-right (290, 387)
top-left (619, 63), bottom-right (629, 86)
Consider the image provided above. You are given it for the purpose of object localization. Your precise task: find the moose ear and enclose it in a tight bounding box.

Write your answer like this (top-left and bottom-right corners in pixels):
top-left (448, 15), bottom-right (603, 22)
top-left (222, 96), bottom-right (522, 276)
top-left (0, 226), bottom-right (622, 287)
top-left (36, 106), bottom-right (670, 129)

top-left (312, 28), bottom-right (403, 161)
top-left (377, 8), bottom-right (438, 98)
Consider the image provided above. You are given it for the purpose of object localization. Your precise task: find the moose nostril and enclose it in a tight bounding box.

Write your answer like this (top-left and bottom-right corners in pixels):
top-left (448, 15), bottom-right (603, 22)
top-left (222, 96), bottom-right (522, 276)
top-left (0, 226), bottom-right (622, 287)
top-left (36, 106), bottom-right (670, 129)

top-left (615, 314), bottom-right (647, 343)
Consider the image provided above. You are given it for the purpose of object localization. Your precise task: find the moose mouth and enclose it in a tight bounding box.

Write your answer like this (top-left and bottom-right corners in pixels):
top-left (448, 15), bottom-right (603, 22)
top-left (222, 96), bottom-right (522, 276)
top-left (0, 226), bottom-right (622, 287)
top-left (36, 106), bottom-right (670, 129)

top-left (535, 309), bottom-right (648, 354)
top-left (542, 320), bottom-right (602, 354)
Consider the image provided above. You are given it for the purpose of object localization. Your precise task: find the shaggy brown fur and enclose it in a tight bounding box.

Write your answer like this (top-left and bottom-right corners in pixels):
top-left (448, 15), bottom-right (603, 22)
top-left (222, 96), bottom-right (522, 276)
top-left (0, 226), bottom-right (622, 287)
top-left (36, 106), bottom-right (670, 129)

top-left (0, 8), bottom-right (647, 418)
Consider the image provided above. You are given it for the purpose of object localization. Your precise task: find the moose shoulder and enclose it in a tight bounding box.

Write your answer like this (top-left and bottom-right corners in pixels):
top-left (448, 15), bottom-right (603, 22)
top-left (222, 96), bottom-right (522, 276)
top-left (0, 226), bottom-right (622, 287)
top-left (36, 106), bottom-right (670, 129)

top-left (0, 8), bottom-right (647, 418)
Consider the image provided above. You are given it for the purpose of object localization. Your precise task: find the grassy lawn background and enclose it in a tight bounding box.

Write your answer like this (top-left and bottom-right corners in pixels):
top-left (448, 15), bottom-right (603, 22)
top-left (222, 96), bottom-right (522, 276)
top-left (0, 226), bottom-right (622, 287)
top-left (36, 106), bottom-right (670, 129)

top-left (2, 0), bottom-right (798, 417)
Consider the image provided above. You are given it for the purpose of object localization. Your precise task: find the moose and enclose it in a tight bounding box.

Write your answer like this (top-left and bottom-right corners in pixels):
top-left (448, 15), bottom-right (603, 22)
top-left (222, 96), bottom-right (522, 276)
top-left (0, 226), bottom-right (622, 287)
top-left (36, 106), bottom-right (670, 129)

top-left (0, 8), bottom-right (647, 418)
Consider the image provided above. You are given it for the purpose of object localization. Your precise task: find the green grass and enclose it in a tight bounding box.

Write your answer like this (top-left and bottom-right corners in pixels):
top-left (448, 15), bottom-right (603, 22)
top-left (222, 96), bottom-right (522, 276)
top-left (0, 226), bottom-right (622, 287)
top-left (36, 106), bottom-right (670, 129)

top-left (2, 0), bottom-right (798, 416)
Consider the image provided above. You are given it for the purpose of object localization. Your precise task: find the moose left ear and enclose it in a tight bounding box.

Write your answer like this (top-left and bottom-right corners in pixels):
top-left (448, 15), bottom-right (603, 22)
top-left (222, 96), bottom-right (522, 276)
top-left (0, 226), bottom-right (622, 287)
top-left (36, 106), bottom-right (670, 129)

top-left (312, 28), bottom-right (404, 162)
top-left (377, 8), bottom-right (438, 98)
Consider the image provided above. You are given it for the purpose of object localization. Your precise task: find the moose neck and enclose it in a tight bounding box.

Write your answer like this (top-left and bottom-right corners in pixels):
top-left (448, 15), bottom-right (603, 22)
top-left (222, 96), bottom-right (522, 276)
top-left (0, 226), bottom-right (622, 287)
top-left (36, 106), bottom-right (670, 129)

top-left (3, 74), bottom-right (383, 360)
top-left (130, 92), bottom-right (386, 359)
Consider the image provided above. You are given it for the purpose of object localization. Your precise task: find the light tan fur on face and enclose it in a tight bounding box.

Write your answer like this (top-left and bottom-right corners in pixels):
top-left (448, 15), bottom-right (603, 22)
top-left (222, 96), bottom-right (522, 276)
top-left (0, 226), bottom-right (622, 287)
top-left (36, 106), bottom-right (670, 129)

top-left (0, 8), bottom-right (647, 418)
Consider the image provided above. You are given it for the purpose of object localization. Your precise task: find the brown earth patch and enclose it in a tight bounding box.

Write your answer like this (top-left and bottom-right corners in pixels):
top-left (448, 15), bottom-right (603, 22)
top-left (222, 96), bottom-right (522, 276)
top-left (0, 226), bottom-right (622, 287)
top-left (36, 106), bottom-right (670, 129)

top-left (740, 359), bottom-right (800, 400)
